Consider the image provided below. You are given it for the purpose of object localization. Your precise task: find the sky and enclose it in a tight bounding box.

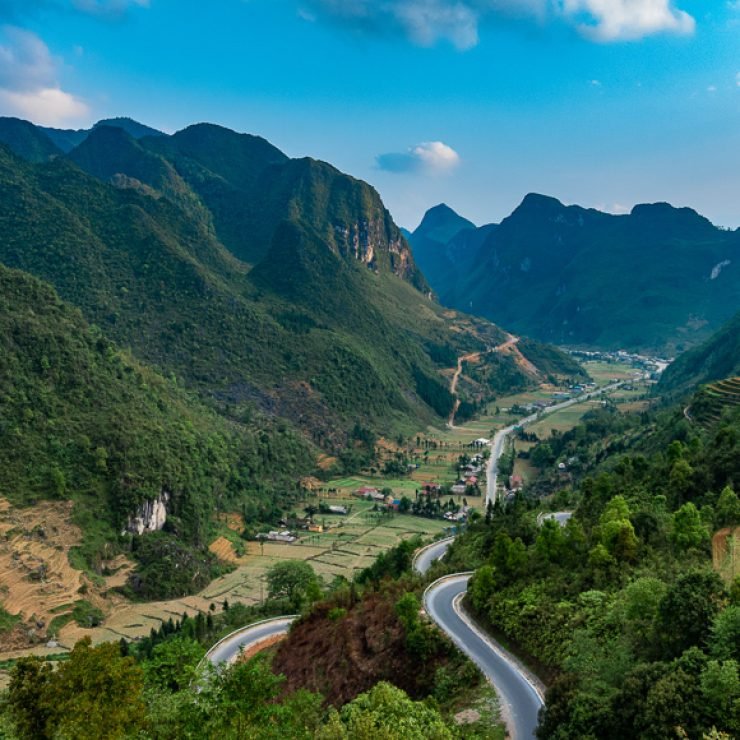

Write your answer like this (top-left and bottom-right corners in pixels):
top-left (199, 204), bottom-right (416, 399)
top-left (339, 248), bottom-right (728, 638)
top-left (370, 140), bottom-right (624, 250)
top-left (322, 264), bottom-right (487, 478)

top-left (0, 0), bottom-right (739, 229)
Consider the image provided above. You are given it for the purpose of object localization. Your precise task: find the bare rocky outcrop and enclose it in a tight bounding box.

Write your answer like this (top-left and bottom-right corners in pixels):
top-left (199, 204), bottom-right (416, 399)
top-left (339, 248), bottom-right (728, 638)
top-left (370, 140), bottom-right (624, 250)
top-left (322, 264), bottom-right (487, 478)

top-left (124, 492), bottom-right (170, 535)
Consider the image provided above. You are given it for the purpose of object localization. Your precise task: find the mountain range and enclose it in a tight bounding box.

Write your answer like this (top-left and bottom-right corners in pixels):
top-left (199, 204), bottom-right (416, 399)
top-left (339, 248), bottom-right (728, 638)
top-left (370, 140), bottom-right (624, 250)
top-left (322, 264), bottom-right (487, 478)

top-left (0, 116), bottom-right (582, 592)
top-left (409, 196), bottom-right (740, 354)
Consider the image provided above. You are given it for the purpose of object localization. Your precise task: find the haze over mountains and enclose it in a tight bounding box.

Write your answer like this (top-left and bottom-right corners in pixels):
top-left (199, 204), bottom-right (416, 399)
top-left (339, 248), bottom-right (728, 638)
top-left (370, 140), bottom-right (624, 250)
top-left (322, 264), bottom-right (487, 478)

top-left (410, 196), bottom-right (740, 354)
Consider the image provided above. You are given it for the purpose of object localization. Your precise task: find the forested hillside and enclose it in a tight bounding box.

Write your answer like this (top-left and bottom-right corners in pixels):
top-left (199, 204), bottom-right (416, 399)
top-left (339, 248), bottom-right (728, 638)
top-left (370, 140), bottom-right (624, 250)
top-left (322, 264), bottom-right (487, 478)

top-left (0, 119), bottom-right (570, 449)
top-left (444, 397), bottom-right (740, 738)
top-left (411, 196), bottom-right (740, 353)
top-left (0, 264), bottom-right (313, 595)
top-left (660, 311), bottom-right (740, 394)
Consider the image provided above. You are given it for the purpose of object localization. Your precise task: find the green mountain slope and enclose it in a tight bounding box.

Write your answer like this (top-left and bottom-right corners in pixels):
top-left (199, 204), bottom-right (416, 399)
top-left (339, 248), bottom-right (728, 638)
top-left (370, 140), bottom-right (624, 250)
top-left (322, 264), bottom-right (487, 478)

top-left (414, 195), bottom-right (740, 353)
top-left (659, 311), bottom-right (740, 393)
top-left (0, 117), bottom-right (62, 162)
top-left (0, 137), bottom-right (520, 448)
top-left (0, 263), bottom-right (313, 593)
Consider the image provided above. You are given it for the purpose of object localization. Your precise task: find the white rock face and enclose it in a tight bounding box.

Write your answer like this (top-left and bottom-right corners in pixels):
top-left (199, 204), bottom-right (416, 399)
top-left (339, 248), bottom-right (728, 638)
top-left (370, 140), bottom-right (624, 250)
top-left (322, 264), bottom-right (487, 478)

top-left (124, 492), bottom-right (170, 535)
top-left (710, 260), bottom-right (731, 280)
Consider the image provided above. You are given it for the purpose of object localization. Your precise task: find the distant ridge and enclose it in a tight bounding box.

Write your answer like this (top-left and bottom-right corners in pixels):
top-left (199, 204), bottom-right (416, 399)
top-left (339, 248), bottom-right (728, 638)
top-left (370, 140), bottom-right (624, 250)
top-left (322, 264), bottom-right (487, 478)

top-left (411, 194), bottom-right (740, 353)
top-left (39, 117), bottom-right (165, 152)
top-left (408, 203), bottom-right (494, 298)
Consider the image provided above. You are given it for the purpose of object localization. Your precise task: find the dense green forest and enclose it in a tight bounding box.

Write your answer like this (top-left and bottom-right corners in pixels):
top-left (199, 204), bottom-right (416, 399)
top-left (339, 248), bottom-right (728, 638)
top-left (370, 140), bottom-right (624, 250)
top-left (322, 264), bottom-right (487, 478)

top-left (0, 263), bottom-right (313, 595)
top-left (410, 197), bottom-right (740, 354)
top-left (443, 394), bottom-right (740, 738)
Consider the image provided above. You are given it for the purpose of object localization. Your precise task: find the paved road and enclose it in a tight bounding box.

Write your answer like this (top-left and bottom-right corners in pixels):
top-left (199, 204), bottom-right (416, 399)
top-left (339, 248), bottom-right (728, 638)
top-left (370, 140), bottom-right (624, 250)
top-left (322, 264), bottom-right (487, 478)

top-left (413, 537), bottom-right (455, 575)
top-left (424, 575), bottom-right (544, 740)
top-left (486, 381), bottom-right (625, 505)
top-left (206, 616), bottom-right (296, 665)
top-left (539, 511), bottom-right (573, 526)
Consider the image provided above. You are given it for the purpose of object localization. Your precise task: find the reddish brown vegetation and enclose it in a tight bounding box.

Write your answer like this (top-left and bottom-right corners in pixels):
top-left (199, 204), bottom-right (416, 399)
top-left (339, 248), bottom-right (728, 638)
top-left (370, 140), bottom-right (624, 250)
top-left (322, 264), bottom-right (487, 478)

top-left (272, 588), bottom-right (451, 706)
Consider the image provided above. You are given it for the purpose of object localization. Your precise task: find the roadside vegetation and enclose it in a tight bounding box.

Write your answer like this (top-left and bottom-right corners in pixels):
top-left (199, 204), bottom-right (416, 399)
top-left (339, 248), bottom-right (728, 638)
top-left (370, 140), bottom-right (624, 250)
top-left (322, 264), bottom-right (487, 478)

top-left (0, 536), bottom-right (505, 739)
top-left (441, 395), bottom-right (740, 738)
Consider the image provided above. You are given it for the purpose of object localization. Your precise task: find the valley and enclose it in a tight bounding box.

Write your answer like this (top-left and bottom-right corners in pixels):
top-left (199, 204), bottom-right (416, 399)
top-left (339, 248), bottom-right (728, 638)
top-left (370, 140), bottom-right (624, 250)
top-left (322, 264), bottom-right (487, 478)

top-left (0, 345), bottom-right (643, 668)
top-left (0, 4), bottom-right (738, 737)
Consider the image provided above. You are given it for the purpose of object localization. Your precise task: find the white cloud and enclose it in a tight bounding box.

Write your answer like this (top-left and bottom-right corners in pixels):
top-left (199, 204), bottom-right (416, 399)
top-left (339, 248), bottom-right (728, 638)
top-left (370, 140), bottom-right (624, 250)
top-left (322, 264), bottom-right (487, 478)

top-left (0, 27), bottom-right (89, 125)
top-left (596, 202), bottom-right (631, 214)
top-left (562, 0), bottom-right (695, 41)
top-left (377, 140), bottom-right (461, 174)
top-left (707, 84), bottom-right (717, 92)
top-left (306, 0), bottom-right (695, 47)
top-left (0, 87), bottom-right (88, 125)
top-left (736, 71), bottom-right (740, 87)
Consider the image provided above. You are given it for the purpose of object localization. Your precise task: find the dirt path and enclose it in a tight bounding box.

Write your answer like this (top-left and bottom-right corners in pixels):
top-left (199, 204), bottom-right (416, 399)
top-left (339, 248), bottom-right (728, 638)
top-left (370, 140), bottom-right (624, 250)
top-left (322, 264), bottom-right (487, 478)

top-left (497, 333), bottom-right (540, 377)
top-left (448, 352), bottom-right (481, 426)
top-left (447, 333), bottom-right (539, 428)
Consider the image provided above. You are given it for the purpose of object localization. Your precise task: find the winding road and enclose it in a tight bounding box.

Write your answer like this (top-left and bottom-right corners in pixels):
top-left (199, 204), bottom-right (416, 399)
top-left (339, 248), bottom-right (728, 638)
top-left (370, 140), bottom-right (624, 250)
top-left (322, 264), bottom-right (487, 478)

top-left (423, 573), bottom-right (544, 740)
top-left (205, 378), bottom-right (628, 736)
top-left (486, 380), bottom-right (625, 505)
top-left (205, 616), bottom-right (296, 666)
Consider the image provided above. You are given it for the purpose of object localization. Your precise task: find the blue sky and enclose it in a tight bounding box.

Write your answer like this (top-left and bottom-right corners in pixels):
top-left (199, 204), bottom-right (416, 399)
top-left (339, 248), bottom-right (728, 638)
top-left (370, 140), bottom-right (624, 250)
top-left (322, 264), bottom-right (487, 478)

top-left (0, 0), bottom-right (739, 229)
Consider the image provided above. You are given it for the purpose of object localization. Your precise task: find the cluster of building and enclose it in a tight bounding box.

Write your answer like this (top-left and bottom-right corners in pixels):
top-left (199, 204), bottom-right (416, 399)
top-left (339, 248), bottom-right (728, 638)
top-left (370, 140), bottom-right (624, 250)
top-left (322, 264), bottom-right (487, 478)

top-left (354, 486), bottom-right (404, 510)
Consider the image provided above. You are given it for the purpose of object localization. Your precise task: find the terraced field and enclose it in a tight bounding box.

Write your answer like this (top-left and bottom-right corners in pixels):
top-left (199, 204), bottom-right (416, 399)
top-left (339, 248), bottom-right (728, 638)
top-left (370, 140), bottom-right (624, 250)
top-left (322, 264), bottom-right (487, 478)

top-left (690, 377), bottom-right (740, 426)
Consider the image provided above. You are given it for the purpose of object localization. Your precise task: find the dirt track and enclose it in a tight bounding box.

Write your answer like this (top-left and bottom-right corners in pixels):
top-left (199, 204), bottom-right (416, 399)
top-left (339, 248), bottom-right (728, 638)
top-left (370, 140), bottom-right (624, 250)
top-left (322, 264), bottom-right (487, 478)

top-left (447, 334), bottom-right (540, 427)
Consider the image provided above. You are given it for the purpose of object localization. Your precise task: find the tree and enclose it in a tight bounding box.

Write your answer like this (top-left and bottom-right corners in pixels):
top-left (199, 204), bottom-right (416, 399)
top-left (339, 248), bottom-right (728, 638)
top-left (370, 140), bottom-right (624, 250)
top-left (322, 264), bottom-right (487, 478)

top-left (266, 560), bottom-right (322, 611)
top-left (599, 496), bottom-right (639, 561)
top-left (658, 570), bottom-right (726, 658)
top-left (144, 636), bottom-right (205, 692)
top-left (717, 486), bottom-right (740, 528)
top-left (531, 442), bottom-right (554, 470)
top-left (469, 565), bottom-right (496, 612)
top-left (535, 519), bottom-right (567, 564)
top-left (7, 638), bottom-right (146, 740)
top-left (671, 502), bottom-right (709, 551)
top-left (669, 458), bottom-right (694, 506)
top-left (700, 659), bottom-right (740, 734)
top-left (6, 657), bottom-right (53, 739)
top-left (328, 681), bottom-right (454, 739)
top-left (710, 605), bottom-right (740, 661)
top-left (619, 577), bottom-right (666, 656)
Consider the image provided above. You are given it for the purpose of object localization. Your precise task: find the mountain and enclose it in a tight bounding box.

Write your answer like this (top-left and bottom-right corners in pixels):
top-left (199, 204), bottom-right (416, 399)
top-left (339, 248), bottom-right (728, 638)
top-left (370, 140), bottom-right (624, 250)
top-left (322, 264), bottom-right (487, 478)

top-left (38, 117), bottom-right (164, 152)
top-left (408, 204), bottom-right (497, 299)
top-left (415, 194), bottom-right (740, 353)
top-left (659, 310), bottom-right (740, 393)
top-left (0, 123), bottom-right (550, 446)
top-left (413, 203), bottom-right (475, 245)
top-left (0, 117), bottom-right (62, 162)
top-left (0, 119), bottom-right (582, 596)
top-left (0, 262), bottom-right (312, 596)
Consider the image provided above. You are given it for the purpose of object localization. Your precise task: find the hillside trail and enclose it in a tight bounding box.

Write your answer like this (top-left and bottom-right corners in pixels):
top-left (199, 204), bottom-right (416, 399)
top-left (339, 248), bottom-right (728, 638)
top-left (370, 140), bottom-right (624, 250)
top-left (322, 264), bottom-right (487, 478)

top-left (448, 351), bottom-right (481, 427)
top-left (447, 333), bottom-right (540, 427)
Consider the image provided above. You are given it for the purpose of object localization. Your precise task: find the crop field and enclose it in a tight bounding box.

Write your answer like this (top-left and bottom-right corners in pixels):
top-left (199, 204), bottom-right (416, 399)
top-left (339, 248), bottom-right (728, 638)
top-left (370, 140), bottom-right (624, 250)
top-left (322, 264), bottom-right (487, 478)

top-left (14, 501), bottom-right (451, 655)
top-left (581, 360), bottom-right (639, 383)
top-left (0, 355), bottom-right (633, 664)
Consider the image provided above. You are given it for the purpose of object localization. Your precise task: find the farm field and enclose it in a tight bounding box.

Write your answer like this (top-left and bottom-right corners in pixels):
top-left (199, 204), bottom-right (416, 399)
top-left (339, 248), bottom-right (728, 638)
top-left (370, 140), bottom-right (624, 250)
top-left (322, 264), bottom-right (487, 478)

top-left (0, 499), bottom-right (451, 663)
top-left (0, 353), bottom-right (641, 666)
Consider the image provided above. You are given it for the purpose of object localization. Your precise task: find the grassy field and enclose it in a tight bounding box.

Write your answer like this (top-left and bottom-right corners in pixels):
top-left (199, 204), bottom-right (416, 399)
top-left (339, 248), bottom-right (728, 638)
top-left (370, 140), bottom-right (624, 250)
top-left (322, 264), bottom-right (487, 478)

top-left (581, 360), bottom-right (640, 383)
